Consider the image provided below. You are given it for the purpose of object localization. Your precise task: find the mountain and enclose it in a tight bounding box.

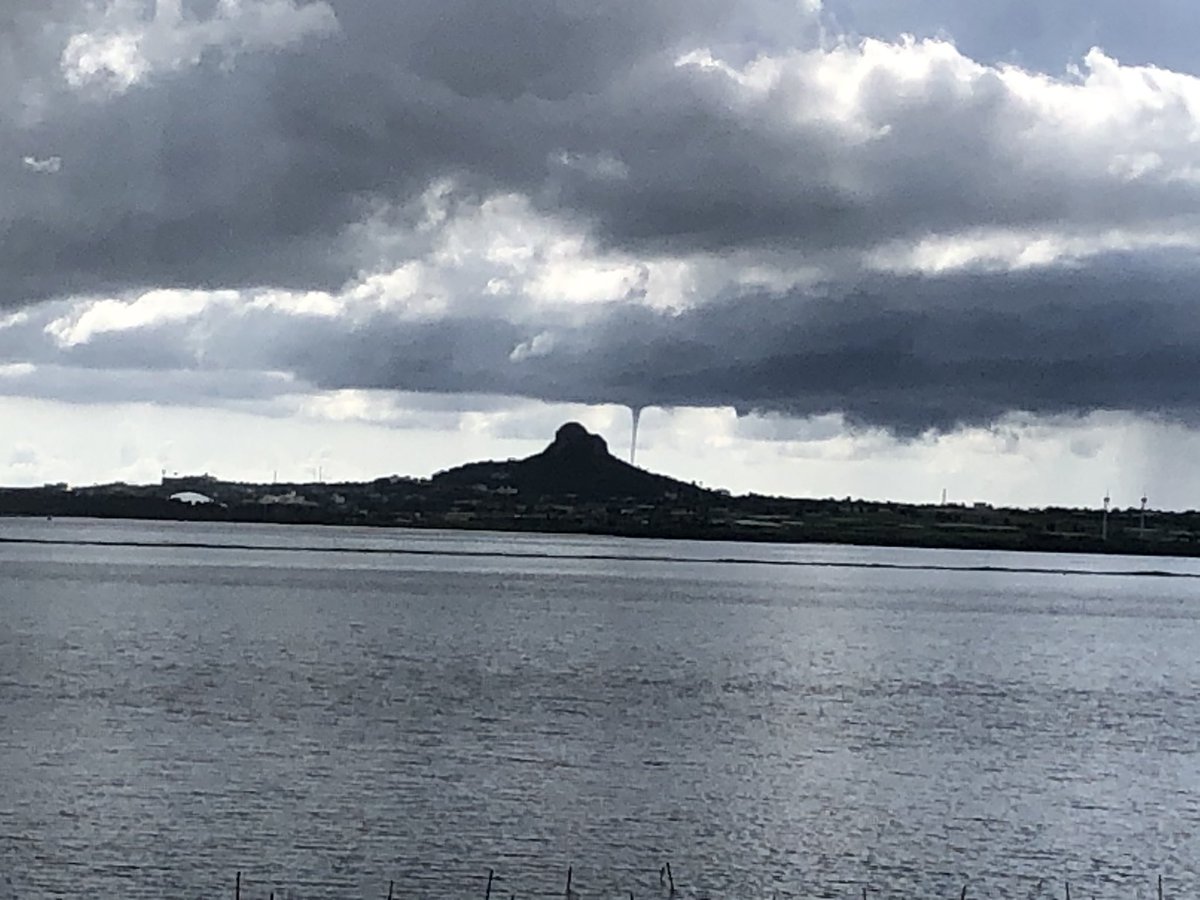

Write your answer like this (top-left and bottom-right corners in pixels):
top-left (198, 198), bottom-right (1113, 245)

top-left (431, 422), bottom-right (713, 501)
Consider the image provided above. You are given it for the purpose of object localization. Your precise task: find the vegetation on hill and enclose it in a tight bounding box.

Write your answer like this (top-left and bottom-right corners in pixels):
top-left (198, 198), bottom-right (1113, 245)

top-left (432, 422), bottom-right (710, 502)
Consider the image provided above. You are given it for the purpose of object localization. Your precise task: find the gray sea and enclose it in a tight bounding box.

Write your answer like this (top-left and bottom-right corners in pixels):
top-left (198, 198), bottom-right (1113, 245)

top-left (3, 517), bottom-right (1200, 900)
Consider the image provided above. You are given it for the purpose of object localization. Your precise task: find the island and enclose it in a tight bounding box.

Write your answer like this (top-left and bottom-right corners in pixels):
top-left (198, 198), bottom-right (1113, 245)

top-left (3, 422), bottom-right (1199, 558)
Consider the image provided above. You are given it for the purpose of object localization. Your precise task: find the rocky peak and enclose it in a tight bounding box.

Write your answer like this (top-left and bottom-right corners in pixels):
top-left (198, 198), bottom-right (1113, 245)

top-left (546, 422), bottom-right (610, 461)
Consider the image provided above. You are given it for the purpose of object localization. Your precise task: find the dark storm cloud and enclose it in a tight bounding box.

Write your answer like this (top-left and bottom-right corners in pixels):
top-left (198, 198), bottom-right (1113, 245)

top-left (9, 0), bottom-right (1200, 437)
top-left (1, 0), bottom-right (815, 305)
top-left (8, 0), bottom-right (1200, 307)
top-left (222, 254), bottom-right (1199, 435)
top-left (10, 250), bottom-right (1200, 434)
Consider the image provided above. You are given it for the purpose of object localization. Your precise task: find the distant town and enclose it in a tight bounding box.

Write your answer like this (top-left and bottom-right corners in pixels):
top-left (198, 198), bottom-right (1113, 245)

top-left (3, 422), bottom-right (1199, 558)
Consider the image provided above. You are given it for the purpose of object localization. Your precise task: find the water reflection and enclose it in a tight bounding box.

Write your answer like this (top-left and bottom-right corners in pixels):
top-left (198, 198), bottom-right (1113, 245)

top-left (1, 520), bottom-right (1198, 898)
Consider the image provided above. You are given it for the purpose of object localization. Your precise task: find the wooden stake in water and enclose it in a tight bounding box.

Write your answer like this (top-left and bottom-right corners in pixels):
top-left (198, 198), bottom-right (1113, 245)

top-left (235, 871), bottom-right (241, 900)
top-left (486, 869), bottom-right (495, 900)
top-left (961, 885), bottom-right (967, 900)
top-left (1065, 881), bottom-right (1071, 900)
top-left (565, 866), bottom-right (573, 899)
top-left (388, 880), bottom-right (394, 900)
top-left (1159, 874), bottom-right (1164, 900)
top-left (666, 862), bottom-right (675, 895)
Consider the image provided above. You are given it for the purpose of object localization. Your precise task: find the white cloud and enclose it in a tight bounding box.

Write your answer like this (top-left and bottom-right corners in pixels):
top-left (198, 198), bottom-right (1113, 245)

top-left (344, 264), bottom-right (445, 318)
top-left (865, 226), bottom-right (1200, 274)
top-left (0, 311), bottom-right (30, 331)
top-left (61, 0), bottom-right (338, 93)
top-left (0, 363), bottom-right (37, 379)
top-left (288, 389), bottom-right (410, 426)
top-left (509, 331), bottom-right (557, 362)
top-left (21, 155), bottom-right (62, 174)
top-left (671, 38), bottom-right (1200, 269)
top-left (354, 188), bottom-right (711, 312)
top-left (248, 289), bottom-right (345, 318)
top-left (44, 289), bottom-right (235, 347)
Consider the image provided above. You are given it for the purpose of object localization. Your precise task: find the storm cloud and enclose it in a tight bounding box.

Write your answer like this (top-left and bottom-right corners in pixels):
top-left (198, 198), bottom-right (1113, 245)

top-left (5, 250), bottom-right (1199, 436)
top-left (235, 257), bottom-right (1200, 435)
top-left (2, 0), bottom-right (818, 302)
top-left (8, 1), bottom-right (1200, 300)
top-left (6, 0), bottom-right (1200, 439)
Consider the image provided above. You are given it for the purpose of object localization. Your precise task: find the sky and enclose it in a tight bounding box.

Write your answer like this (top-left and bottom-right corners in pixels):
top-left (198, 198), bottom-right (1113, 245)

top-left (6, 0), bottom-right (1200, 509)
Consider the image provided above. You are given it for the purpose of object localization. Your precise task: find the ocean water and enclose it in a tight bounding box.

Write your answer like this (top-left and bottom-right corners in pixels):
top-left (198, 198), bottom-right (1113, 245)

top-left (2, 518), bottom-right (1200, 899)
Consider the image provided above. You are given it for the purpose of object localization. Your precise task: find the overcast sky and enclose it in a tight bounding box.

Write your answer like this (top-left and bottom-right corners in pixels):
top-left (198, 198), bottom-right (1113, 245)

top-left (5, 0), bottom-right (1200, 509)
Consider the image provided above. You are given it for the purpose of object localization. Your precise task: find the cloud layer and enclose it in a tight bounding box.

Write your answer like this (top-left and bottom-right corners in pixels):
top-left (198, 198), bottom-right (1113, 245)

top-left (5, 0), bottom-right (1200, 438)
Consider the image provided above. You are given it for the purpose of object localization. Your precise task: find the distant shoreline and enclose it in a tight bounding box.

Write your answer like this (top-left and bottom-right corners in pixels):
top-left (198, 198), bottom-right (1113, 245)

top-left (7, 422), bottom-right (1199, 559)
top-left (2, 498), bottom-right (1199, 561)
top-left (2, 528), bottom-right (1197, 576)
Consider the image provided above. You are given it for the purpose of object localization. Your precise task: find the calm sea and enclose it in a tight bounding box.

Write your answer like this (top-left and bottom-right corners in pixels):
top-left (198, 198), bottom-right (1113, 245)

top-left (2, 517), bottom-right (1200, 900)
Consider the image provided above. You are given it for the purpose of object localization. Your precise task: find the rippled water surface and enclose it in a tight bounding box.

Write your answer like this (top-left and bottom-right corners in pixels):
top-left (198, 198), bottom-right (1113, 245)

top-left (3, 518), bottom-right (1200, 899)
